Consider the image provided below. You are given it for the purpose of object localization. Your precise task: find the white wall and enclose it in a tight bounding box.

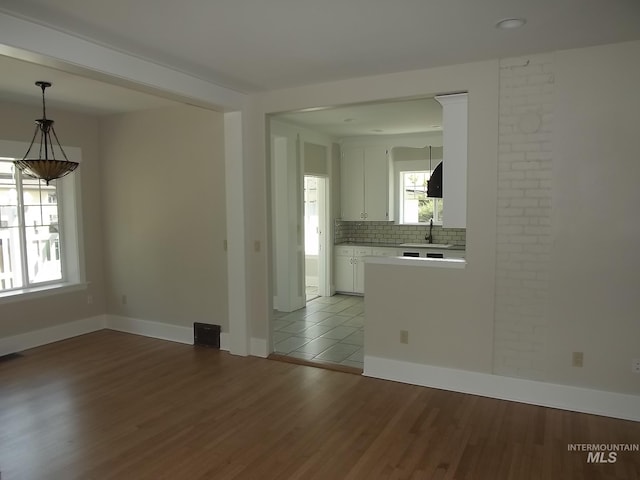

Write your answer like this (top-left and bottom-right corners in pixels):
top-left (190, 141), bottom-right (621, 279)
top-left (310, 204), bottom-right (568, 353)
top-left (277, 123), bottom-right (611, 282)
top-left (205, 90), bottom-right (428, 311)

top-left (546, 41), bottom-right (640, 394)
top-left (100, 105), bottom-right (228, 331)
top-left (493, 41), bottom-right (640, 395)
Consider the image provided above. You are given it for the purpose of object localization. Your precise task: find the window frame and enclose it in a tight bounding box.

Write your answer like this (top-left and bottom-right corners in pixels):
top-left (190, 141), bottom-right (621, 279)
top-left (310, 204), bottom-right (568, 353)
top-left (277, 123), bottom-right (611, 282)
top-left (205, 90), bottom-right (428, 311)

top-left (0, 139), bottom-right (86, 303)
top-left (394, 159), bottom-right (443, 226)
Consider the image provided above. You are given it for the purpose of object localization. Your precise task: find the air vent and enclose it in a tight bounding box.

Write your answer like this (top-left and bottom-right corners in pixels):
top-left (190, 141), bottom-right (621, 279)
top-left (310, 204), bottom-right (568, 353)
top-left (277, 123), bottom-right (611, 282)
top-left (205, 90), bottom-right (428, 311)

top-left (194, 323), bottom-right (221, 349)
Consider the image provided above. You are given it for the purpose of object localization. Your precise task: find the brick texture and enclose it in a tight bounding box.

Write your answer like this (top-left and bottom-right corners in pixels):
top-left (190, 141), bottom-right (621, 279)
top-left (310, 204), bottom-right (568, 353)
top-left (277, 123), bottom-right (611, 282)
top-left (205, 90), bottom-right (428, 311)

top-left (494, 54), bottom-right (554, 380)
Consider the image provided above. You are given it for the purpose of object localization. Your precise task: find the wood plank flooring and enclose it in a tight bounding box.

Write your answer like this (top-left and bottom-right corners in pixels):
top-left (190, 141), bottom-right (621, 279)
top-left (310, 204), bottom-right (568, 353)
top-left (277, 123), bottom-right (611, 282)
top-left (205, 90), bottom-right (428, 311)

top-left (1, 330), bottom-right (639, 479)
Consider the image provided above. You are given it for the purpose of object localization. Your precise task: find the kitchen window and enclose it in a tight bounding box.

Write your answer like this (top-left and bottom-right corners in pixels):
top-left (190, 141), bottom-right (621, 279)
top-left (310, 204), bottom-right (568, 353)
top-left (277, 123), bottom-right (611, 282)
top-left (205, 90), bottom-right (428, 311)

top-left (0, 144), bottom-right (84, 300)
top-left (399, 170), bottom-right (443, 224)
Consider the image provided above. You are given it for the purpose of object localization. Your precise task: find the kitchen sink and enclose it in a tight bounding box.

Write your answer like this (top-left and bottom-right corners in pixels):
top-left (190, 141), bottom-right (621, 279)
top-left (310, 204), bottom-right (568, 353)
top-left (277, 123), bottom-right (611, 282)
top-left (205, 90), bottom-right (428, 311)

top-left (399, 243), bottom-right (453, 249)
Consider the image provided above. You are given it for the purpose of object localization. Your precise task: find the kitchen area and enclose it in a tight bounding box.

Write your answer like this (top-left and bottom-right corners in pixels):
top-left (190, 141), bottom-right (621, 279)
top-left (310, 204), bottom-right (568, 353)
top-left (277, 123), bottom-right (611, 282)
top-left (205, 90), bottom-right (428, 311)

top-left (270, 93), bottom-right (469, 370)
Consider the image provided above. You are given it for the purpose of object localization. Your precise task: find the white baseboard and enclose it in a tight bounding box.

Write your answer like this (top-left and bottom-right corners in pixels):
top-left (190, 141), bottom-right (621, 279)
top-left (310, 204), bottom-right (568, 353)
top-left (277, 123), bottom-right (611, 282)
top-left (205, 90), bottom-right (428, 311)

top-left (364, 356), bottom-right (640, 422)
top-left (251, 337), bottom-right (269, 358)
top-left (220, 332), bottom-right (230, 351)
top-left (106, 315), bottom-right (194, 345)
top-left (2, 315), bottom-right (283, 366)
top-left (0, 315), bottom-right (106, 357)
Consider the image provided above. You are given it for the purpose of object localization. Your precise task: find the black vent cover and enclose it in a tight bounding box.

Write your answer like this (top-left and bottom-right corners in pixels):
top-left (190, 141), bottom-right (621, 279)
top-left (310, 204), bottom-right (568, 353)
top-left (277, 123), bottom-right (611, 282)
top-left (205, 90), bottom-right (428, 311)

top-left (194, 323), bottom-right (221, 348)
top-left (427, 161), bottom-right (443, 198)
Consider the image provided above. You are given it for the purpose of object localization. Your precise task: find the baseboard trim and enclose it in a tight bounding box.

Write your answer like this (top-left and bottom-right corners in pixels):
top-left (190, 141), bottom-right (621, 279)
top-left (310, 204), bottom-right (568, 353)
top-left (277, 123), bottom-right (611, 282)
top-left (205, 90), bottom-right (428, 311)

top-left (106, 315), bottom-right (194, 345)
top-left (250, 337), bottom-right (269, 358)
top-left (364, 356), bottom-right (640, 422)
top-left (2, 315), bottom-right (286, 361)
top-left (0, 315), bottom-right (106, 357)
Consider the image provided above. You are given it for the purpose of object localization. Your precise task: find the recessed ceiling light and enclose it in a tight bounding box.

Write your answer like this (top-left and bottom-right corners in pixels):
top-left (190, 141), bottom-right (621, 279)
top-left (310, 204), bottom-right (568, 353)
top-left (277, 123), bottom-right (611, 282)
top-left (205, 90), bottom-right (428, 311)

top-left (495, 18), bottom-right (526, 29)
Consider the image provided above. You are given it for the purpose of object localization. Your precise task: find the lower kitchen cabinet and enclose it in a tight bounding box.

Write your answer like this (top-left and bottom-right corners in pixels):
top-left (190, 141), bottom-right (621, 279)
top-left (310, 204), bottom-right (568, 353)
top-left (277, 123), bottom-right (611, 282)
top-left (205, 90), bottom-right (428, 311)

top-left (334, 246), bottom-right (371, 294)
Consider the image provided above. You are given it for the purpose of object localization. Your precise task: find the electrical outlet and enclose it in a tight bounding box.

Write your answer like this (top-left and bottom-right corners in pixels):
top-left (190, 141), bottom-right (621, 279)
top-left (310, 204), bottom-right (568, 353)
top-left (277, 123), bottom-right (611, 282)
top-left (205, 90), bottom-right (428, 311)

top-left (122, 294), bottom-right (128, 305)
top-left (572, 351), bottom-right (584, 368)
top-left (632, 359), bottom-right (640, 374)
top-left (87, 295), bottom-right (93, 305)
top-left (400, 330), bottom-right (409, 344)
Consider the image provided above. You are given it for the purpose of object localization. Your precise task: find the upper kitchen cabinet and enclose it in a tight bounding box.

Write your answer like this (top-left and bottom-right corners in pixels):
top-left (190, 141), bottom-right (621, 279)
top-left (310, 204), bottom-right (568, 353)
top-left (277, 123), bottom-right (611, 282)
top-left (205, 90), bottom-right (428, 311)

top-left (340, 145), bottom-right (390, 221)
top-left (435, 93), bottom-right (468, 228)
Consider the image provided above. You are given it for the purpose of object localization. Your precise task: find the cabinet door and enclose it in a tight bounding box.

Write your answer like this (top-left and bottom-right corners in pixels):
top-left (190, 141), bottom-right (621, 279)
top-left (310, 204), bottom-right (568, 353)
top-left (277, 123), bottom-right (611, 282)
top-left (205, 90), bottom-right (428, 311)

top-left (340, 147), bottom-right (365, 221)
top-left (363, 146), bottom-right (389, 221)
top-left (353, 247), bottom-right (371, 294)
top-left (335, 254), bottom-right (354, 293)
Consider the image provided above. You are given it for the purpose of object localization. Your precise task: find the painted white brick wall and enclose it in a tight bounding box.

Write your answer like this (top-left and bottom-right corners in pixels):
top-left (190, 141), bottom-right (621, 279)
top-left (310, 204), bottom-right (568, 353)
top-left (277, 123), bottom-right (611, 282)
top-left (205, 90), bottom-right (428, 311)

top-left (494, 54), bottom-right (554, 380)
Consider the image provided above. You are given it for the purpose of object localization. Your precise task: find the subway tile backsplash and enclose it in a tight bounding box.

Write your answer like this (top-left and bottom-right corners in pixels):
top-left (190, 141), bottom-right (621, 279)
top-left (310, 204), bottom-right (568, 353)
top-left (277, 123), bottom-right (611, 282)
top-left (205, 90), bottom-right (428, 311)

top-left (335, 221), bottom-right (466, 246)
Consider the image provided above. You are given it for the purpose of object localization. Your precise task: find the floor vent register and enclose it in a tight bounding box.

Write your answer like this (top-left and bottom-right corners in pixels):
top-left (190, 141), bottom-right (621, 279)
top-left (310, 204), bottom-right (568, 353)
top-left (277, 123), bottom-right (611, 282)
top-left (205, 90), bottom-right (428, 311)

top-left (193, 322), bottom-right (221, 349)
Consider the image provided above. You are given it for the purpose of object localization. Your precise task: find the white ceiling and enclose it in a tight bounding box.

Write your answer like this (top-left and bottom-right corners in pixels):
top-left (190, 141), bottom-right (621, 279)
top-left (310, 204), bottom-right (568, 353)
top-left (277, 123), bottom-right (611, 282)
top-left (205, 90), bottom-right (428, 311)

top-left (0, 56), bottom-right (184, 115)
top-left (275, 97), bottom-right (443, 137)
top-left (2, 0), bottom-right (639, 93)
top-left (1, 0), bottom-right (639, 131)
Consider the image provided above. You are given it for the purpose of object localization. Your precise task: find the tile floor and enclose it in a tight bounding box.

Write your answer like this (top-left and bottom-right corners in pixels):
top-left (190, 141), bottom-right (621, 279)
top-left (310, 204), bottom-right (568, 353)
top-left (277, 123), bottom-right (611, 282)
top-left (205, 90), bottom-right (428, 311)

top-left (272, 294), bottom-right (364, 369)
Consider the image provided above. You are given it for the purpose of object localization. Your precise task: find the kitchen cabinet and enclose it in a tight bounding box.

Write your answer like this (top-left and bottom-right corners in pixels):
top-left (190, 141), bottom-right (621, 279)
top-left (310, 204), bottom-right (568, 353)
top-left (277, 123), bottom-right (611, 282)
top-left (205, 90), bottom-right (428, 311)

top-left (334, 246), bottom-right (371, 294)
top-left (340, 146), bottom-right (390, 221)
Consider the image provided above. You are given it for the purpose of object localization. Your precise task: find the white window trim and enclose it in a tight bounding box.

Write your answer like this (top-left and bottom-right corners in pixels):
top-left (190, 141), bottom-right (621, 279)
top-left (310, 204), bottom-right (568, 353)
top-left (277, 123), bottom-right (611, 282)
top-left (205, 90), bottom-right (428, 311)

top-left (0, 139), bottom-right (86, 304)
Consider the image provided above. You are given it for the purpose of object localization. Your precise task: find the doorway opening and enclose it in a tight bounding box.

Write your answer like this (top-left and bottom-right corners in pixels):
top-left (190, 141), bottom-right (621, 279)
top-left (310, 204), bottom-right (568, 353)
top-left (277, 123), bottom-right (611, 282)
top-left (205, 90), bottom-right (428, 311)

top-left (303, 175), bottom-right (326, 302)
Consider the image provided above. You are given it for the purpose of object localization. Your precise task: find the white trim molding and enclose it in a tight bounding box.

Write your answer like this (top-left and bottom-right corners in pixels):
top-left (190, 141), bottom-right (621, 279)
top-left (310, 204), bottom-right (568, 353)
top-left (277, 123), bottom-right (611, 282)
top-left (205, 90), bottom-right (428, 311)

top-left (1, 314), bottom-right (270, 358)
top-left (0, 12), bottom-right (246, 111)
top-left (364, 356), bottom-right (640, 422)
top-left (250, 337), bottom-right (269, 358)
top-left (106, 315), bottom-right (194, 345)
top-left (0, 315), bottom-right (106, 357)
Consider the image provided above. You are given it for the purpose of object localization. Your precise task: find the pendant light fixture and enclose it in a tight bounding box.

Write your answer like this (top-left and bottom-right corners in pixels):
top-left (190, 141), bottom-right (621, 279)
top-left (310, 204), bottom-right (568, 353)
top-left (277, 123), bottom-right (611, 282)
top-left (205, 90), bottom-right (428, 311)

top-left (14, 81), bottom-right (79, 185)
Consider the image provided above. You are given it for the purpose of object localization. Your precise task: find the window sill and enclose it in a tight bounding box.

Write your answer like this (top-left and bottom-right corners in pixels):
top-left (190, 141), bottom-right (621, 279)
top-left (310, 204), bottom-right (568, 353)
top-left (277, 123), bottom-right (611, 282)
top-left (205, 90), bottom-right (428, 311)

top-left (0, 282), bottom-right (89, 305)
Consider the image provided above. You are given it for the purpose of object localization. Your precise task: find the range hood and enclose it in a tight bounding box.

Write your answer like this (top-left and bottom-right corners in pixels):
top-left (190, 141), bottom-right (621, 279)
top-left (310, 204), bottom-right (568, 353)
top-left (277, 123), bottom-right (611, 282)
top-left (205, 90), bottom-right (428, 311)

top-left (425, 144), bottom-right (442, 198)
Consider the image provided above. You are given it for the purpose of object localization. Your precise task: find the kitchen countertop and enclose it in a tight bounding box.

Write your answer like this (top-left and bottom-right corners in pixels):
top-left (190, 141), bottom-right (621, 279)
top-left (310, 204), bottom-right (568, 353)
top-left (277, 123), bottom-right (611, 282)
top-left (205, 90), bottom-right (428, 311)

top-left (365, 255), bottom-right (466, 269)
top-left (335, 242), bottom-right (466, 251)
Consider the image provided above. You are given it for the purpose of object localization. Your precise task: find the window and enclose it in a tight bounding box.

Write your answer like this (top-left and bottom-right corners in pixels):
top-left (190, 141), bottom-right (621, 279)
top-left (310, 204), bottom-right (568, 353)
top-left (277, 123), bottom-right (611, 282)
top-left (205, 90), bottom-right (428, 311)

top-left (0, 140), bottom-right (83, 299)
top-left (399, 170), bottom-right (443, 224)
top-left (0, 161), bottom-right (62, 290)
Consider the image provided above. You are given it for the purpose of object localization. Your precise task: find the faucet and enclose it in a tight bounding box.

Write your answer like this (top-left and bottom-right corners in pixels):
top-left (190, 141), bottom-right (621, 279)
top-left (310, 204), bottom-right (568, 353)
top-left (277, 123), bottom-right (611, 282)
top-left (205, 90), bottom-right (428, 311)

top-left (425, 219), bottom-right (433, 244)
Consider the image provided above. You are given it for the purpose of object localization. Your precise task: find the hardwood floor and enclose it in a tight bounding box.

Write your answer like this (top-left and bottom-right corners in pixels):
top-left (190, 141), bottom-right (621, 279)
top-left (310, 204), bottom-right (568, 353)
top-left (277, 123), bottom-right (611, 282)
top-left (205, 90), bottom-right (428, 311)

top-left (1, 331), bottom-right (639, 480)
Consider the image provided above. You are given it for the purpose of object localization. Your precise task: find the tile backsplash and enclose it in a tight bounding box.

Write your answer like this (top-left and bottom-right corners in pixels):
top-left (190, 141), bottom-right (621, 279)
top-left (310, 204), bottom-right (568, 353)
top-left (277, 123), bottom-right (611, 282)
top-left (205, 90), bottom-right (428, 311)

top-left (335, 220), bottom-right (466, 246)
